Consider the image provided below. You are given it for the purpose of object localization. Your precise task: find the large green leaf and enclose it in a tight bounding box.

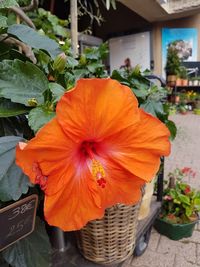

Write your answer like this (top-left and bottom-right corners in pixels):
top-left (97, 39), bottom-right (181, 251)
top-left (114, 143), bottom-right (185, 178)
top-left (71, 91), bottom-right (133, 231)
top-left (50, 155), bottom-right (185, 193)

top-left (0, 15), bottom-right (7, 28)
top-left (28, 107), bottom-right (55, 133)
top-left (0, 98), bottom-right (29, 117)
top-left (66, 56), bottom-right (78, 68)
top-left (2, 217), bottom-right (51, 267)
top-left (87, 62), bottom-right (104, 73)
top-left (0, 136), bottom-right (31, 201)
top-left (165, 120), bottom-right (177, 141)
top-left (140, 100), bottom-right (163, 117)
top-left (0, 0), bottom-right (18, 9)
top-left (49, 82), bottom-right (65, 103)
top-left (0, 59), bottom-right (48, 106)
top-left (179, 194), bottom-right (190, 206)
top-left (8, 24), bottom-right (62, 58)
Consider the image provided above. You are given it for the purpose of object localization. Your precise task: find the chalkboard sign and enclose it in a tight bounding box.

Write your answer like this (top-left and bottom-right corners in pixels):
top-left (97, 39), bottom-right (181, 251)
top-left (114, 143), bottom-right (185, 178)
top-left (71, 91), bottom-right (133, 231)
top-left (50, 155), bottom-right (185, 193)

top-left (0, 194), bottom-right (38, 251)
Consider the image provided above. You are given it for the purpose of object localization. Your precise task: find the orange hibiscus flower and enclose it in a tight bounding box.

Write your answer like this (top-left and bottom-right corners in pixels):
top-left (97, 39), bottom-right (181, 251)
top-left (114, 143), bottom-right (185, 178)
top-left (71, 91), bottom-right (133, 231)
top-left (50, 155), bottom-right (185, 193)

top-left (16, 78), bottom-right (170, 231)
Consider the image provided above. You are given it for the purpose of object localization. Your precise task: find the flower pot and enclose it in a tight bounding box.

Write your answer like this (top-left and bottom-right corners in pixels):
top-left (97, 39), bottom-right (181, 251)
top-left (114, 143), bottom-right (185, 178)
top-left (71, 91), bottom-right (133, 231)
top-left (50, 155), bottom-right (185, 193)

top-left (176, 78), bottom-right (182, 86)
top-left (76, 202), bottom-right (141, 265)
top-left (154, 217), bottom-right (197, 240)
top-left (167, 75), bottom-right (177, 86)
top-left (182, 79), bottom-right (188, 86)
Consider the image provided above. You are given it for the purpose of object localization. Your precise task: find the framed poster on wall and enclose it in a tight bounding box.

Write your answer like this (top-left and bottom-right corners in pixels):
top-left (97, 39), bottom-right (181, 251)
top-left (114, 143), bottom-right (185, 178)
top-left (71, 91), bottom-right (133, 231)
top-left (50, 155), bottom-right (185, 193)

top-left (162, 28), bottom-right (198, 76)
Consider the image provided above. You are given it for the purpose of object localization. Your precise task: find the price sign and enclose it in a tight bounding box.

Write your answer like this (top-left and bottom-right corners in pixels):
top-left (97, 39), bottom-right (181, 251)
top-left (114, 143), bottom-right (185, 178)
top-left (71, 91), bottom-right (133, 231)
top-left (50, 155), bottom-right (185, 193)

top-left (0, 194), bottom-right (38, 251)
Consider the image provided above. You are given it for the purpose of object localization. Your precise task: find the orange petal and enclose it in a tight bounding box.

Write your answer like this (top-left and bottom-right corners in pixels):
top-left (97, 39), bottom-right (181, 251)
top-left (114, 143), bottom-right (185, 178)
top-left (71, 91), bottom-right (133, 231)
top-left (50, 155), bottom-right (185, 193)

top-left (100, 159), bottom-right (145, 208)
top-left (16, 118), bottom-right (76, 195)
top-left (103, 109), bottom-right (171, 182)
top-left (56, 78), bottom-right (140, 141)
top-left (44, 167), bottom-right (104, 231)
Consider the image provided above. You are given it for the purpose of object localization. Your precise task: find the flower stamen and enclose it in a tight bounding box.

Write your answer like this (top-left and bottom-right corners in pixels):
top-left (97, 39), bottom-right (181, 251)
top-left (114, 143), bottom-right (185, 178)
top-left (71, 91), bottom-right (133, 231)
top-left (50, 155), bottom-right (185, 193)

top-left (91, 159), bottom-right (106, 188)
top-left (81, 141), bottom-right (106, 188)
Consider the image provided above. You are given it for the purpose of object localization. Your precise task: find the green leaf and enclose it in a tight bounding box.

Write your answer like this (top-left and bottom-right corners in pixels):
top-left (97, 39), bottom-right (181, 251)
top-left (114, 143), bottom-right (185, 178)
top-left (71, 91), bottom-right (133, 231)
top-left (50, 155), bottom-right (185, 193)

top-left (132, 87), bottom-right (148, 98)
top-left (0, 136), bottom-right (31, 201)
top-left (111, 70), bottom-right (129, 85)
top-left (0, 98), bottom-right (29, 117)
top-left (0, 59), bottom-right (48, 106)
top-left (8, 24), bottom-right (62, 58)
top-left (53, 24), bottom-right (68, 38)
top-left (87, 62), bottom-right (103, 73)
top-left (28, 107), bottom-right (55, 133)
top-left (73, 69), bottom-right (89, 80)
top-left (165, 120), bottom-right (177, 141)
top-left (2, 217), bottom-right (51, 267)
top-left (140, 100), bottom-right (163, 117)
top-left (185, 207), bottom-right (192, 217)
top-left (49, 82), bottom-right (65, 103)
top-left (194, 198), bottom-right (200, 210)
top-left (66, 56), bottom-right (79, 68)
top-left (0, 0), bottom-right (18, 9)
top-left (0, 15), bottom-right (7, 28)
top-left (179, 194), bottom-right (190, 206)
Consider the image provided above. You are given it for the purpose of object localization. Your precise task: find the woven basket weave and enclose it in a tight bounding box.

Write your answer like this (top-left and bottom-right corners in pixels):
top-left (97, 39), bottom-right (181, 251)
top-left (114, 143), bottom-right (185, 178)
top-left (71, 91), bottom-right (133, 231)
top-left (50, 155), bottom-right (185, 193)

top-left (76, 202), bottom-right (141, 265)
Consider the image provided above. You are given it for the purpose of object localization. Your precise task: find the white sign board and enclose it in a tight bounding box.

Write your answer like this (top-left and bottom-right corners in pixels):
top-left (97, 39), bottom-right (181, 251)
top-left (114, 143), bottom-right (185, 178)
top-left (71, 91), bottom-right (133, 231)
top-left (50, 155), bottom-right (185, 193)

top-left (109, 32), bottom-right (151, 72)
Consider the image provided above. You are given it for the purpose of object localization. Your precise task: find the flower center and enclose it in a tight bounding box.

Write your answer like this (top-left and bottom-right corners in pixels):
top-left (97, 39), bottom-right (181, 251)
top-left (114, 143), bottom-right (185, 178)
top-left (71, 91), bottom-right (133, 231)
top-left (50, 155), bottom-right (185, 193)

top-left (81, 141), bottom-right (106, 188)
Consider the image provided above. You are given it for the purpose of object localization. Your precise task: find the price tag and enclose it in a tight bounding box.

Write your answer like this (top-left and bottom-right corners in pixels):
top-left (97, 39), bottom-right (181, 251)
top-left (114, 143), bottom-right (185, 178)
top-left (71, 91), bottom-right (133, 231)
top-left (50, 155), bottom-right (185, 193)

top-left (0, 194), bottom-right (38, 251)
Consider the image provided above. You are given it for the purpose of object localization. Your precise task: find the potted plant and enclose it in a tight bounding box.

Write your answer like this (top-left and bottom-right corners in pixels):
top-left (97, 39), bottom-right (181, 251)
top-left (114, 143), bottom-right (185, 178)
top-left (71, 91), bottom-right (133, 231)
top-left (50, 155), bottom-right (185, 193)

top-left (168, 104), bottom-right (177, 115)
top-left (154, 167), bottom-right (200, 240)
top-left (177, 66), bottom-right (188, 86)
top-left (178, 103), bottom-right (188, 114)
top-left (165, 46), bottom-right (181, 86)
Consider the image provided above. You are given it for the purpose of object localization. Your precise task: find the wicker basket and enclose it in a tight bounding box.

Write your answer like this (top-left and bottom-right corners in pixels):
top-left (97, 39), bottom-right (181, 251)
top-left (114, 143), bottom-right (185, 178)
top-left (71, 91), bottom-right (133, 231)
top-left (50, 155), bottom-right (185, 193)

top-left (76, 201), bottom-right (141, 265)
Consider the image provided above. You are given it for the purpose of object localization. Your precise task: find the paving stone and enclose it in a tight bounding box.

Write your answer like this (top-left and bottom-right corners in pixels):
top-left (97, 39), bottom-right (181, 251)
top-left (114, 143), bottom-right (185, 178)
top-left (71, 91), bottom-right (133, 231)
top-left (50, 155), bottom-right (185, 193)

top-left (196, 223), bottom-right (200, 231)
top-left (181, 230), bottom-right (200, 244)
top-left (157, 236), bottom-right (197, 264)
top-left (130, 250), bottom-right (175, 267)
top-left (196, 244), bottom-right (200, 265)
top-left (174, 255), bottom-right (199, 267)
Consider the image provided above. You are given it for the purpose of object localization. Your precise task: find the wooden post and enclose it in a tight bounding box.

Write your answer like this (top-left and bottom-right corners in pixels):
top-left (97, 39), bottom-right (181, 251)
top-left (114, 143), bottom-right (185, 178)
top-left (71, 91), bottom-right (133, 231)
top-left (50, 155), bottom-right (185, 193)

top-left (50, 0), bottom-right (55, 14)
top-left (70, 0), bottom-right (78, 57)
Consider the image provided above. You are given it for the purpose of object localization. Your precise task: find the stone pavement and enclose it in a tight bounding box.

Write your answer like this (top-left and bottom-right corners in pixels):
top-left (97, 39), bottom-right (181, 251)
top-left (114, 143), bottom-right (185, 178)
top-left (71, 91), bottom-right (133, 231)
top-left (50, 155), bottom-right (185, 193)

top-left (52, 113), bottom-right (200, 267)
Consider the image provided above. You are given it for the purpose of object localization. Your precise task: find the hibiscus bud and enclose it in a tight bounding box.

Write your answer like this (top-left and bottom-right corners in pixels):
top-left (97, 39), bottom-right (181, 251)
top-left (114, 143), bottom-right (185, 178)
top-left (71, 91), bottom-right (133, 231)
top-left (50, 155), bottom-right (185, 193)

top-left (28, 98), bottom-right (38, 107)
top-left (53, 52), bottom-right (67, 72)
top-left (79, 54), bottom-right (87, 65)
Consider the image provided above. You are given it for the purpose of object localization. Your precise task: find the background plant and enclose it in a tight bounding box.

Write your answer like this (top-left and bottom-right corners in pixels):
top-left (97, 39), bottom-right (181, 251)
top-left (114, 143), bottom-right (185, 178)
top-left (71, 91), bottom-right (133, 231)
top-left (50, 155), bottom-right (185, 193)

top-left (160, 167), bottom-right (200, 224)
top-left (165, 46), bottom-right (181, 76)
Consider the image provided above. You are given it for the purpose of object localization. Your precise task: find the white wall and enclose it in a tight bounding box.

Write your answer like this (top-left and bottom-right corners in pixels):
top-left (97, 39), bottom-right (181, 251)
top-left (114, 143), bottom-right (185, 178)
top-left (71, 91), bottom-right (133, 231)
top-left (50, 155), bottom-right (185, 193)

top-left (109, 32), bottom-right (151, 72)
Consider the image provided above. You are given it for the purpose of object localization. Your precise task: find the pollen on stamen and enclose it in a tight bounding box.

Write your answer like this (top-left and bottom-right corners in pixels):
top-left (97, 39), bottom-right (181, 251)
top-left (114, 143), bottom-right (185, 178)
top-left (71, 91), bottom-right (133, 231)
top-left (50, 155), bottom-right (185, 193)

top-left (91, 159), bottom-right (106, 188)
